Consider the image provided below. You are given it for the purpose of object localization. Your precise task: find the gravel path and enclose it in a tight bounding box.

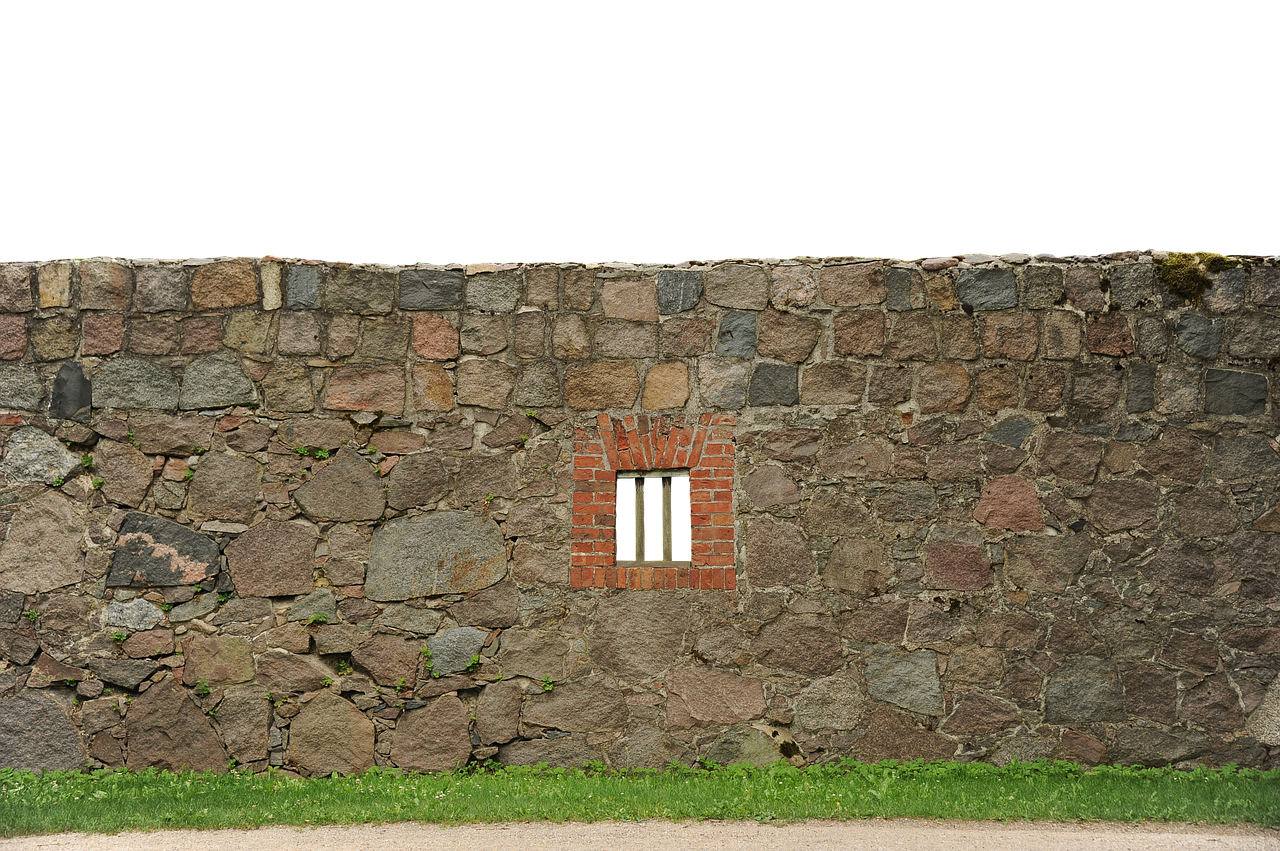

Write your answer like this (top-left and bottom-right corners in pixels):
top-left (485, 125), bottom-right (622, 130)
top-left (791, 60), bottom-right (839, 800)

top-left (2, 820), bottom-right (1276, 851)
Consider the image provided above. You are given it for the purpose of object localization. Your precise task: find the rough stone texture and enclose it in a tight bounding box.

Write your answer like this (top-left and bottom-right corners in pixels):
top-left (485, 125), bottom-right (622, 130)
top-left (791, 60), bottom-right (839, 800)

top-left (0, 315), bottom-right (25, 360)
top-left (217, 685), bottom-right (271, 764)
top-left (262, 360), bottom-right (315, 412)
top-left (107, 512), bottom-right (219, 587)
top-left (983, 312), bottom-right (1038, 360)
top-left (715, 311), bottom-right (757, 359)
top-left (350, 633), bottom-right (421, 688)
top-left (706, 264), bottom-right (768, 310)
top-left (0, 264), bottom-right (33, 312)
top-left (225, 521), bottom-right (318, 597)
top-left (1176, 314), bottom-right (1224, 359)
top-left (125, 679), bottom-right (229, 772)
top-left (93, 437), bottom-right (153, 504)
top-left (367, 512), bottom-right (507, 600)
top-left (284, 265), bottom-right (320, 310)
top-left (799, 361), bottom-right (865, 405)
top-left (864, 647), bottom-right (943, 715)
top-left (192, 259), bottom-right (258, 308)
top-left (695, 356), bottom-right (749, 408)
top-left (426, 627), bottom-right (489, 675)
top-left (956, 267), bottom-right (1016, 310)
top-left (0, 491), bottom-right (86, 593)
top-left (924, 542), bottom-right (990, 591)
top-left (295, 450), bottom-right (385, 522)
top-left (601, 278), bottom-right (658, 322)
top-left (187, 451), bottom-right (260, 522)
top-left (108, 598), bottom-right (165, 630)
top-left (1044, 656), bottom-right (1125, 722)
top-left (401, 269), bottom-right (463, 310)
top-left (85, 658), bottom-right (159, 690)
top-left (523, 674), bottom-right (628, 731)
top-left (746, 517), bottom-right (812, 586)
top-left (657, 269), bottom-right (702, 314)
top-left (749, 363), bottom-right (798, 406)
top-left (184, 634), bottom-right (254, 686)
top-left (288, 690), bottom-right (376, 776)
top-left (750, 616), bottom-right (842, 676)
top-left (324, 266), bottom-right (395, 315)
top-left (667, 668), bottom-right (765, 727)
top-left (596, 320), bottom-right (657, 359)
top-left (387, 452), bottom-right (449, 510)
top-left (564, 361), bottom-right (639, 409)
top-left (819, 262), bottom-right (885, 306)
top-left (757, 310), bottom-right (820, 363)
top-left (1205, 369), bottom-right (1268, 416)
top-left (93, 358), bottom-right (179, 409)
top-left (180, 354), bottom-right (256, 409)
top-left (475, 680), bottom-right (523, 744)
top-left (50, 361), bottom-right (92, 421)
top-left (1, 426), bottom-right (79, 485)
top-left (453, 359), bottom-right (513, 409)
top-left (0, 691), bottom-right (86, 770)
top-left (134, 265), bottom-right (188, 312)
top-left (589, 593), bottom-right (691, 680)
top-left (1088, 478), bottom-right (1159, 533)
top-left (323, 365), bottom-right (406, 416)
top-left (641, 361), bottom-right (690, 409)
top-left (0, 363), bottom-right (43, 409)
top-left (392, 694), bottom-right (473, 771)
top-left (467, 270), bottom-right (521, 313)
top-left (918, 363), bottom-right (971, 413)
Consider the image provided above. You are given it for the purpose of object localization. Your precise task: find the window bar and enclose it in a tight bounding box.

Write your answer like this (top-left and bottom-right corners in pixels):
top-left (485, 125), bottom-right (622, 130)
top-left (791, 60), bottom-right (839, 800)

top-left (663, 475), bottom-right (673, 561)
top-left (635, 475), bottom-right (645, 563)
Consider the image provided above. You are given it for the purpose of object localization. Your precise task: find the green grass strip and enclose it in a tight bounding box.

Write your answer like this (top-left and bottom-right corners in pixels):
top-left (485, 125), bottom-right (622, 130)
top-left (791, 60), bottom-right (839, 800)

top-left (2, 760), bottom-right (1278, 836)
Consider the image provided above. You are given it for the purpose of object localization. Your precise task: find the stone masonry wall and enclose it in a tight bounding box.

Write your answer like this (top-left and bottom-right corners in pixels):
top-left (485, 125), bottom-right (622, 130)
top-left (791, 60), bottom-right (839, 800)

top-left (2, 251), bottom-right (1280, 774)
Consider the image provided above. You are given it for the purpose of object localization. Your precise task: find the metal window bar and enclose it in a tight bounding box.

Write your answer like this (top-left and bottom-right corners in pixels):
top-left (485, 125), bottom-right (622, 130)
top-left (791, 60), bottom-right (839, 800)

top-left (617, 471), bottom-right (690, 567)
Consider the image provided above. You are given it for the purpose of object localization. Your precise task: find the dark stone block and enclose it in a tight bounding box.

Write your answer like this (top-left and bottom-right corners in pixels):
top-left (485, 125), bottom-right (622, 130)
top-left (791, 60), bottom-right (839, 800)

top-left (956, 267), bottom-right (1017, 310)
top-left (50, 362), bottom-right (91, 422)
top-left (1176, 315), bottom-right (1224, 359)
top-left (285, 265), bottom-right (320, 310)
top-left (984, 415), bottom-right (1034, 448)
top-left (656, 269), bottom-right (702, 314)
top-left (1044, 656), bottom-right (1125, 723)
top-left (885, 267), bottom-right (916, 311)
top-left (85, 657), bottom-right (160, 690)
top-left (1108, 263), bottom-right (1154, 308)
top-left (749, 363), bottom-right (798, 406)
top-left (1126, 362), bottom-right (1156, 413)
top-left (715, 311), bottom-right (756, 359)
top-left (400, 269), bottom-right (463, 310)
top-left (1205, 369), bottom-right (1267, 416)
top-left (107, 512), bottom-right (220, 588)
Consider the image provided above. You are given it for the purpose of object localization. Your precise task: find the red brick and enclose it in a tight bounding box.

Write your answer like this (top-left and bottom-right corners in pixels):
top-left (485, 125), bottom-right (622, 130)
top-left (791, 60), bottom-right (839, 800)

top-left (640, 567), bottom-right (653, 589)
top-left (606, 568), bottom-right (618, 588)
top-left (570, 567), bottom-right (583, 588)
top-left (575, 456), bottom-right (603, 468)
top-left (724, 570), bottom-right (737, 590)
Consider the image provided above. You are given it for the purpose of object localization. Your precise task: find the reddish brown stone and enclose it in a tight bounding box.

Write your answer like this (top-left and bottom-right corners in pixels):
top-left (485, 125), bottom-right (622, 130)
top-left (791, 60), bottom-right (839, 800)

top-left (412, 314), bottom-right (458, 360)
top-left (391, 694), bottom-right (472, 772)
top-left (1179, 672), bottom-right (1243, 731)
top-left (225, 520), bottom-right (319, 597)
top-left (746, 517), bottom-right (812, 586)
top-left (918, 363), bottom-right (971, 413)
top-left (124, 679), bottom-right (228, 772)
top-left (123, 628), bottom-right (175, 658)
top-left (834, 310), bottom-right (885, 357)
top-left (982, 313), bottom-right (1038, 360)
top-left (1088, 479), bottom-right (1159, 533)
top-left (1040, 432), bottom-right (1104, 484)
top-left (324, 365), bottom-right (406, 415)
top-left (187, 451), bottom-right (260, 523)
top-left (666, 668), bottom-right (766, 727)
top-left (0, 264), bottom-right (32, 312)
top-left (181, 316), bottom-right (224, 354)
top-left (973, 365), bottom-right (1019, 412)
top-left (1086, 314), bottom-right (1134, 356)
top-left (1059, 730), bottom-right (1107, 765)
top-left (0, 316), bottom-right (24, 359)
top-left (939, 315), bottom-right (979, 359)
top-left (1138, 427), bottom-right (1204, 485)
top-left (1174, 489), bottom-right (1240, 538)
top-left (94, 438), bottom-right (154, 508)
top-left (974, 475), bottom-right (1043, 531)
top-left (1025, 363), bottom-right (1069, 411)
top-left (924, 542), bottom-right (991, 591)
top-left (411, 362), bottom-right (454, 411)
top-left (885, 313), bottom-right (937, 360)
top-left (80, 260), bottom-right (132, 311)
top-left (191, 259), bottom-right (259, 309)
top-left (660, 317), bottom-right (714, 356)
top-left (288, 690), bottom-right (375, 776)
top-left (820, 262), bottom-right (885, 306)
top-left (127, 319), bottom-right (179, 355)
top-left (294, 450), bottom-right (386, 522)
top-left (326, 314), bottom-right (359, 358)
top-left (183, 634), bottom-right (254, 686)
top-left (352, 633), bottom-right (421, 689)
top-left (851, 706), bottom-right (955, 763)
top-left (601, 278), bottom-right (658, 321)
top-left (277, 312), bottom-right (321, 356)
top-left (927, 444), bottom-right (983, 482)
top-left (757, 310), bottom-right (821, 362)
top-left (800, 361), bottom-right (866, 405)
top-left (1064, 266), bottom-right (1106, 312)
top-left (81, 314), bottom-right (125, 356)
top-left (867, 366), bottom-right (912, 404)
top-left (455, 359), bottom-right (515, 409)
top-left (941, 692), bottom-right (1019, 736)
top-left (743, 465), bottom-right (800, 509)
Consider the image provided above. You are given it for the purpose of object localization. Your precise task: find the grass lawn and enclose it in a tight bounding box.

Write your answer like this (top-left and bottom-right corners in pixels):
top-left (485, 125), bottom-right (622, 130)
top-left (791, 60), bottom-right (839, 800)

top-left (1, 760), bottom-right (1277, 836)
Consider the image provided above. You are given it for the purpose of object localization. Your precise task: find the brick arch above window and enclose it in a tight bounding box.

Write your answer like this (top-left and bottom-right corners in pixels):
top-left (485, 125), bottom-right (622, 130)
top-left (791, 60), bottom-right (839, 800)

top-left (572, 412), bottom-right (735, 591)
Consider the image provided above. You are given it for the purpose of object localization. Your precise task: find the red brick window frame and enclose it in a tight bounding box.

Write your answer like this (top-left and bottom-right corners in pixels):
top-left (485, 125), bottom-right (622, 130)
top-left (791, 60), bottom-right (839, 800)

top-left (572, 413), bottom-right (735, 591)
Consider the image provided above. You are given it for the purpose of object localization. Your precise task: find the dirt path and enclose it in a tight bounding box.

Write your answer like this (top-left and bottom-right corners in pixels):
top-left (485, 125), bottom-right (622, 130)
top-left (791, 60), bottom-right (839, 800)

top-left (2, 820), bottom-right (1276, 851)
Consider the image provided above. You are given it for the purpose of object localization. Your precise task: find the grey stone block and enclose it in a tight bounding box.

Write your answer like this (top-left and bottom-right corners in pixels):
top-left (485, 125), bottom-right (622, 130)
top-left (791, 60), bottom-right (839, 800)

top-left (466, 271), bottom-right (521, 313)
top-left (749, 363), bottom-right (798, 406)
top-left (885, 267), bottom-right (916, 311)
top-left (180, 354), bottom-right (256, 410)
top-left (0, 364), bottom-right (43, 410)
top-left (657, 270), bottom-right (702, 314)
top-left (427, 627), bottom-right (489, 675)
top-left (1176, 315), bottom-right (1224, 359)
top-left (107, 598), bottom-right (165, 630)
top-left (1127, 362), bottom-right (1156, 413)
top-left (0, 426), bottom-right (79, 485)
top-left (1022, 265), bottom-right (1063, 309)
top-left (400, 269), bottom-right (463, 310)
top-left (49, 362), bottom-right (92, 422)
top-left (93, 358), bottom-right (179, 410)
top-left (1108, 263), bottom-right (1154, 308)
top-left (715, 311), bottom-right (756, 359)
top-left (288, 589), bottom-right (337, 624)
top-left (1044, 656), bottom-right (1124, 723)
top-left (864, 647), bottom-right (942, 716)
top-left (366, 511), bottom-right (507, 600)
top-left (956, 267), bottom-right (1017, 310)
top-left (1205, 369), bottom-right (1268, 416)
top-left (285, 265), bottom-right (321, 310)
top-left (984, 416), bottom-right (1034, 448)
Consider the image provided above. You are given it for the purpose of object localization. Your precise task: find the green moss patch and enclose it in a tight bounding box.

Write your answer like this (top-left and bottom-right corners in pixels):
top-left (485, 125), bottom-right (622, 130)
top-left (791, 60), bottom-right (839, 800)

top-left (1156, 252), bottom-right (1242, 304)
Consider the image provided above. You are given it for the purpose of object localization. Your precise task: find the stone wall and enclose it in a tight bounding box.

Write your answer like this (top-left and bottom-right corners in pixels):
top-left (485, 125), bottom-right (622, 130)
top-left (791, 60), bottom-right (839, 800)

top-left (1, 251), bottom-right (1279, 774)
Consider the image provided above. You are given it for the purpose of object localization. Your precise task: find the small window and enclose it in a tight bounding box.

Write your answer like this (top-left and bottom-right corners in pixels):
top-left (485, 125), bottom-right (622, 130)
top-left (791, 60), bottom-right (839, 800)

top-left (614, 471), bottom-right (692, 566)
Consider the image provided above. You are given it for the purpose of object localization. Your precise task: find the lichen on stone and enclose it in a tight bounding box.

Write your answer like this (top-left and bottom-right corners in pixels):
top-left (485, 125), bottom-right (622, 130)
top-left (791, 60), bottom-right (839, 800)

top-left (1155, 251), bottom-right (1241, 304)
